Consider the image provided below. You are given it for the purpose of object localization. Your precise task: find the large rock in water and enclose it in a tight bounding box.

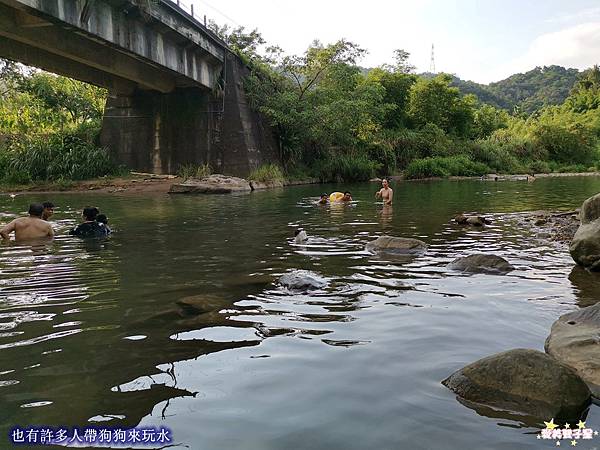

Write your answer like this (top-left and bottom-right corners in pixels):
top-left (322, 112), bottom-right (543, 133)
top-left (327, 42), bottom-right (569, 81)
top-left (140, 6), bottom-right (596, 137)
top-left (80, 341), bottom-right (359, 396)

top-left (448, 254), bottom-right (514, 274)
top-left (442, 349), bottom-right (590, 421)
top-left (545, 303), bottom-right (600, 397)
top-left (570, 193), bottom-right (600, 271)
top-left (169, 174), bottom-right (251, 194)
top-left (279, 270), bottom-right (327, 291)
top-left (365, 236), bottom-right (428, 255)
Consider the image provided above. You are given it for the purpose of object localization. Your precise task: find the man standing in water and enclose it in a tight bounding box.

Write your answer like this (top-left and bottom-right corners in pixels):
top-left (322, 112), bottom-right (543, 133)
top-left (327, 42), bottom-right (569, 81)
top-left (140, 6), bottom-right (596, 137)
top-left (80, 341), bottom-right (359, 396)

top-left (375, 179), bottom-right (393, 205)
top-left (0, 203), bottom-right (54, 240)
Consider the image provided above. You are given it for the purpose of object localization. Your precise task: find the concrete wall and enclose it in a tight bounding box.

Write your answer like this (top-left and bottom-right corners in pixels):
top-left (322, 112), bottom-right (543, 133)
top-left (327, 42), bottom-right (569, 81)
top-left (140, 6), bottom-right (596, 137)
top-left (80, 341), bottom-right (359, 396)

top-left (101, 54), bottom-right (279, 176)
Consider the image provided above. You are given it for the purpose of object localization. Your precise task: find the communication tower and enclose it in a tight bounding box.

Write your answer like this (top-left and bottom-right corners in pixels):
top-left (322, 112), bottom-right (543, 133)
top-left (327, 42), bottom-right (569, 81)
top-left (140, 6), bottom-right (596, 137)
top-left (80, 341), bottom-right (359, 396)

top-left (430, 43), bottom-right (436, 73)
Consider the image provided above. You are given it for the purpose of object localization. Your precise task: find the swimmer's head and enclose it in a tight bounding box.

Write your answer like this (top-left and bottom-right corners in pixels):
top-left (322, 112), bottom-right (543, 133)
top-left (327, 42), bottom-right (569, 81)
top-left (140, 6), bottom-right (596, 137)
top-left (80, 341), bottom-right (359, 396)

top-left (82, 206), bottom-right (99, 221)
top-left (28, 203), bottom-right (44, 217)
top-left (320, 193), bottom-right (328, 199)
top-left (342, 191), bottom-right (352, 201)
top-left (382, 179), bottom-right (389, 187)
top-left (42, 201), bottom-right (55, 220)
top-left (97, 214), bottom-right (108, 225)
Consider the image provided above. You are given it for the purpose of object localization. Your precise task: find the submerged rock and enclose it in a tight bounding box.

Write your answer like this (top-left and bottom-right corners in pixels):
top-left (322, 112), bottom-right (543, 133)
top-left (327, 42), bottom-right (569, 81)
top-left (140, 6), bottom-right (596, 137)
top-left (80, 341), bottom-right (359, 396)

top-left (454, 214), bottom-right (492, 226)
top-left (249, 180), bottom-right (284, 190)
top-left (442, 349), bottom-right (590, 421)
top-left (169, 174), bottom-right (251, 194)
top-left (279, 270), bottom-right (327, 291)
top-left (448, 254), bottom-right (514, 274)
top-left (570, 193), bottom-right (600, 271)
top-left (545, 302), bottom-right (600, 397)
top-left (365, 236), bottom-right (428, 255)
top-left (176, 295), bottom-right (231, 316)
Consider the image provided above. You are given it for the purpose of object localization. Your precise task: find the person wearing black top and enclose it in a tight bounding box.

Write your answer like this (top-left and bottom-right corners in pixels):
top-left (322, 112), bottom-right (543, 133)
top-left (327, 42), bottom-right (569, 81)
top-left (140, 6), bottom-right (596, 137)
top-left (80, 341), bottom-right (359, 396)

top-left (69, 207), bottom-right (109, 238)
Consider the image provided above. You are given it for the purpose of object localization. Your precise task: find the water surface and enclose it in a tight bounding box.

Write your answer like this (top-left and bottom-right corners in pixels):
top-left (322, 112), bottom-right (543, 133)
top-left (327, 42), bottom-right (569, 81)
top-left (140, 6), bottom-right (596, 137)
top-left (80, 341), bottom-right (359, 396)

top-left (2, 177), bottom-right (600, 449)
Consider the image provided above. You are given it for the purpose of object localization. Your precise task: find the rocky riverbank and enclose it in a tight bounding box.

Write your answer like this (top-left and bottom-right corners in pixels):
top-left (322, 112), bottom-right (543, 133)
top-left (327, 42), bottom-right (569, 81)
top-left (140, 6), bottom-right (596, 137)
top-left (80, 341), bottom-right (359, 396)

top-left (444, 192), bottom-right (600, 425)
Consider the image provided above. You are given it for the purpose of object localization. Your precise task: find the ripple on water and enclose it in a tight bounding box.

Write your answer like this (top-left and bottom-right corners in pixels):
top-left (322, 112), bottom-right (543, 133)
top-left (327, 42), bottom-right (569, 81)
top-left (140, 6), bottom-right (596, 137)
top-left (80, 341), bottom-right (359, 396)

top-left (1, 180), bottom-right (600, 449)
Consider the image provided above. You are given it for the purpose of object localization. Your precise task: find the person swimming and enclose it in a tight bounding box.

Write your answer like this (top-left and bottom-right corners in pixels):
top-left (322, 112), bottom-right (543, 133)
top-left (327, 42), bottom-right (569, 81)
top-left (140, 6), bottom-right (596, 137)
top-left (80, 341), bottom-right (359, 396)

top-left (96, 214), bottom-right (112, 234)
top-left (70, 207), bottom-right (109, 238)
top-left (317, 194), bottom-right (329, 205)
top-left (41, 201), bottom-right (55, 221)
top-left (341, 191), bottom-right (352, 202)
top-left (0, 203), bottom-right (54, 241)
top-left (294, 229), bottom-right (308, 243)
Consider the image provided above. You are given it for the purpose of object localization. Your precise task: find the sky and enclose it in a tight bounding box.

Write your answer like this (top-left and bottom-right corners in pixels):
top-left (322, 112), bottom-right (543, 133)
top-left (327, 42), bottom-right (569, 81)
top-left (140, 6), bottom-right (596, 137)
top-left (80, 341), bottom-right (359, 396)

top-left (183, 0), bottom-right (600, 84)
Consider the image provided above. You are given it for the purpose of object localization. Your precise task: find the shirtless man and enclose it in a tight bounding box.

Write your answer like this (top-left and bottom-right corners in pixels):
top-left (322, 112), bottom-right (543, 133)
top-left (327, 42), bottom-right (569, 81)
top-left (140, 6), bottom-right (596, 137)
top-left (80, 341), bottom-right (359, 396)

top-left (0, 203), bottom-right (54, 241)
top-left (375, 179), bottom-right (393, 205)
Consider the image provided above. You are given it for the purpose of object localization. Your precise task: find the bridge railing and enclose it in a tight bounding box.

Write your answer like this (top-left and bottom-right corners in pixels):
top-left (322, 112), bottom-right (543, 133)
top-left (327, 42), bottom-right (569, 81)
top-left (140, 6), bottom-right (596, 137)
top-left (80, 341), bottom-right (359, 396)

top-left (164, 0), bottom-right (208, 27)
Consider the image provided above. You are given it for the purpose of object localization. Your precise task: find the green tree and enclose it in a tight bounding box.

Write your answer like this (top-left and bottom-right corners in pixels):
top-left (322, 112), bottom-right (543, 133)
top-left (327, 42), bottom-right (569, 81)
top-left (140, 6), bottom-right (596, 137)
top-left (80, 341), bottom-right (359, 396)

top-left (408, 74), bottom-right (476, 136)
top-left (366, 68), bottom-right (416, 128)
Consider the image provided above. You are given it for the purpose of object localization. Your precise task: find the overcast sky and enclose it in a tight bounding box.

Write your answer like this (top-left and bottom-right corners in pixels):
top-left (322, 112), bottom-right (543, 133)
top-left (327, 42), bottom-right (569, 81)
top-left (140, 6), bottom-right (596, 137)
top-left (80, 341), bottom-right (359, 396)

top-left (184, 0), bottom-right (600, 84)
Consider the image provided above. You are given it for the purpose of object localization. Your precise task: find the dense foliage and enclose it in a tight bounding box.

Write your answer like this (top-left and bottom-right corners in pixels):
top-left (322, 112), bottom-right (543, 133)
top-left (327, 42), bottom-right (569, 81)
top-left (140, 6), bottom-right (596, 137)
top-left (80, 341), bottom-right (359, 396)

top-left (447, 66), bottom-right (580, 114)
top-left (213, 24), bottom-right (600, 181)
top-left (0, 60), bottom-right (117, 184)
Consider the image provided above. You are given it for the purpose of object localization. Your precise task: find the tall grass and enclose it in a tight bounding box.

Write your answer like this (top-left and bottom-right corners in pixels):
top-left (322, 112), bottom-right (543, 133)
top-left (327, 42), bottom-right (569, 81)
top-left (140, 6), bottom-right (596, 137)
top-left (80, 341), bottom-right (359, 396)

top-left (177, 163), bottom-right (212, 180)
top-left (248, 164), bottom-right (285, 182)
top-left (0, 128), bottom-right (119, 184)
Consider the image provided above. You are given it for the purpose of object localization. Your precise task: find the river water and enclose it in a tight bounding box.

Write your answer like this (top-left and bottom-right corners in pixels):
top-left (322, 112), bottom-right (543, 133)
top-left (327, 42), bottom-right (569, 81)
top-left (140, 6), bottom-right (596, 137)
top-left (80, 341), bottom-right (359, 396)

top-left (2, 177), bottom-right (600, 449)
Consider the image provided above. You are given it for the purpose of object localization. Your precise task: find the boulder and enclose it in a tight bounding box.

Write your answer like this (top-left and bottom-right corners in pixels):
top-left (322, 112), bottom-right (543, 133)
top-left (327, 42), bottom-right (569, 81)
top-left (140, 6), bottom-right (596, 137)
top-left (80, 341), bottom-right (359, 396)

top-left (249, 180), bottom-right (284, 190)
top-left (169, 174), bottom-right (251, 194)
top-left (545, 302), bottom-right (600, 397)
top-left (570, 193), bottom-right (600, 271)
top-left (442, 349), bottom-right (590, 421)
top-left (448, 254), bottom-right (514, 274)
top-left (365, 236), bottom-right (428, 255)
top-left (279, 270), bottom-right (327, 291)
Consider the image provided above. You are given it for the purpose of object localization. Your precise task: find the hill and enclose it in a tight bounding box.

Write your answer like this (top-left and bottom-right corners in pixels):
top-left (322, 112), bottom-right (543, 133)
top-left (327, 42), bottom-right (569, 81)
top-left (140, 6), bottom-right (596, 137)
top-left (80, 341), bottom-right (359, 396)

top-left (447, 66), bottom-right (580, 114)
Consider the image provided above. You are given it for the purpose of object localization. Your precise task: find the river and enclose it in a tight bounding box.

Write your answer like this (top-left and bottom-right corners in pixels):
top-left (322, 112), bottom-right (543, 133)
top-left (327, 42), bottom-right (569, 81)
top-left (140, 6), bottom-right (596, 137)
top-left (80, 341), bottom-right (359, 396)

top-left (2, 176), bottom-right (600, 449)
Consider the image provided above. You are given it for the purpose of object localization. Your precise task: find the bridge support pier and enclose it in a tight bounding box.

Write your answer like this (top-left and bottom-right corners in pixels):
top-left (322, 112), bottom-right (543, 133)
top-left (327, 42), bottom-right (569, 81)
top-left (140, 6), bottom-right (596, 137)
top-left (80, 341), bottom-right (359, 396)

top-left (100, 88), bottom-right (213, 175)
top-left (100, 54), bottom-right (278, 176)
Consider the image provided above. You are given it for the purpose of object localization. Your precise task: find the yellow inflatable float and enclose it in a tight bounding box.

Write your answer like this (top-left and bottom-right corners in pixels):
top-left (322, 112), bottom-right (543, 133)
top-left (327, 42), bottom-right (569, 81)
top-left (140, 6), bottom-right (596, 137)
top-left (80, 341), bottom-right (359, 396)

top-left (329, 192), bottom-right (344, 202)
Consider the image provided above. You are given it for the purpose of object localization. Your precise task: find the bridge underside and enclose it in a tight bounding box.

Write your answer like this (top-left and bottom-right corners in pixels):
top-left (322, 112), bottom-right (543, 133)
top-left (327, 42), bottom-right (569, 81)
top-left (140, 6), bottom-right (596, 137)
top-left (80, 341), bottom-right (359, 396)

top-left (0, 0), bottom-right (278, 176)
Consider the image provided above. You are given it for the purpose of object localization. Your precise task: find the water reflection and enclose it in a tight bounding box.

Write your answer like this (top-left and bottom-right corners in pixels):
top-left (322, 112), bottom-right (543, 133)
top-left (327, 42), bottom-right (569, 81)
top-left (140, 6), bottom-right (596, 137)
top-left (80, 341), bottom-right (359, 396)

top-left (569, 266), bottom-right (600, 307)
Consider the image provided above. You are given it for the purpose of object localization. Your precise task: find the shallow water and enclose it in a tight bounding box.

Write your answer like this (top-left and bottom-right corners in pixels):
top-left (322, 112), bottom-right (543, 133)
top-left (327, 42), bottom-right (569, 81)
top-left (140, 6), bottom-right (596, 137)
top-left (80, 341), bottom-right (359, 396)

top-left (2, 177), bottom-right (600, 449)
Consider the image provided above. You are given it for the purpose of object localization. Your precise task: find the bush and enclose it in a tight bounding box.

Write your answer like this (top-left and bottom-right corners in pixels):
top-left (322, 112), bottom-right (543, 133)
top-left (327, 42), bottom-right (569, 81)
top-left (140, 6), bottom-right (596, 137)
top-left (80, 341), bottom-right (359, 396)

top-left (533, 124), bottom-right (597, 165)
top-left (248, 163), bottom-right (285, 182)
top-left (313, 153), bottom-right (381, 182)
top-left (527, 160), bottom-right (551, 174)
top-left (467, 139), bottom-right (526, 174)
top-left (404, 155), bottom-right (490, 179)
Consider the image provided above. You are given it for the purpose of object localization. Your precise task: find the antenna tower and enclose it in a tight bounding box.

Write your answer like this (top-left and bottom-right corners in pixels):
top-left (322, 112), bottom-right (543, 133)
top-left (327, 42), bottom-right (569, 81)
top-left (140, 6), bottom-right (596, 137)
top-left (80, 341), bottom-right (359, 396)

top-left (430, 43), bottom-right (436, 73)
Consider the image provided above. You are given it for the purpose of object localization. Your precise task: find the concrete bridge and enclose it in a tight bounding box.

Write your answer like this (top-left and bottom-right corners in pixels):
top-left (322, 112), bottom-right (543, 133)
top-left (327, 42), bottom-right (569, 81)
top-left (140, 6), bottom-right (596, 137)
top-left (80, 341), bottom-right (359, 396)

top-left (0, 0), bottom-right (277, 175)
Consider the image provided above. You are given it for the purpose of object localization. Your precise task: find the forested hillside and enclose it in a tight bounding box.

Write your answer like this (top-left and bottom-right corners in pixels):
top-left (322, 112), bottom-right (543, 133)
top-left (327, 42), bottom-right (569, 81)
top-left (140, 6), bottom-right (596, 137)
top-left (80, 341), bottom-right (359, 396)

top-left (446, 66), bottom-right (580, 114)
